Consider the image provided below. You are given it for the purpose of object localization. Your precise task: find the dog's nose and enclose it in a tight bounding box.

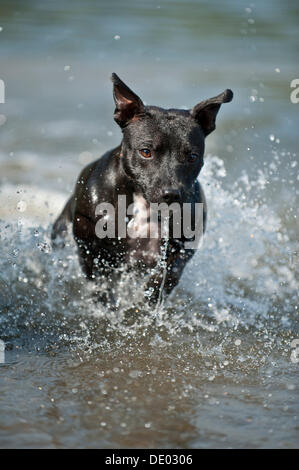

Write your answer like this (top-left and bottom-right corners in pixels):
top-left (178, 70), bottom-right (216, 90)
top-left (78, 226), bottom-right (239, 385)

top-left (161, 188), bottom-right (181, 204)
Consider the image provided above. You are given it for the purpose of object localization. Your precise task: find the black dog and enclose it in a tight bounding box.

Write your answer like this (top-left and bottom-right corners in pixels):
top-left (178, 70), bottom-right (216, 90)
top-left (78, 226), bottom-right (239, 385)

top-left (52, 74), bottom-right (233, 304)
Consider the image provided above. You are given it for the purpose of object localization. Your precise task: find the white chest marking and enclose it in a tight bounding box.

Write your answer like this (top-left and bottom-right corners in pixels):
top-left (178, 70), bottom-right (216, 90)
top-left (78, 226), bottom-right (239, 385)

top-left (127, 193), bottom-right (160, 238)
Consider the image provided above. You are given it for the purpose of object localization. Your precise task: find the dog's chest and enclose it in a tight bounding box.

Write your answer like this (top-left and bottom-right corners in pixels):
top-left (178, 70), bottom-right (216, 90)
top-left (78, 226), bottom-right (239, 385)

top-left (125, 194), bottom-right (162, 266)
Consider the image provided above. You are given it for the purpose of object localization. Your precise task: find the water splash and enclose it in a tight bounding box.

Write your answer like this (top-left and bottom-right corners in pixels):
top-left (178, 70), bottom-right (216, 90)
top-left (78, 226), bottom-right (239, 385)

top-left (0, 155), bottom-right (297, 355)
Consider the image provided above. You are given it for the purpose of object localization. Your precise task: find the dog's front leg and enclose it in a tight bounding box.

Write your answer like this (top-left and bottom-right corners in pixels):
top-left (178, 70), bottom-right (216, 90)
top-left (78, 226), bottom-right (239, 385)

top-left (73, 213), bottom-right (119, 306)
top-left (73, 212), bottom-right (98, 279)
top-left (145, 248), bottom-right (194, 305)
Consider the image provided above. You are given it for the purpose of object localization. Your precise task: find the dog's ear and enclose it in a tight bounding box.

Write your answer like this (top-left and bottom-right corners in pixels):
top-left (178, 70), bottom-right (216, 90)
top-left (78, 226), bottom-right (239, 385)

top-left (111, 73), bottom-right (145, 128)
top-left (191, 89), bottom-right (233, 136)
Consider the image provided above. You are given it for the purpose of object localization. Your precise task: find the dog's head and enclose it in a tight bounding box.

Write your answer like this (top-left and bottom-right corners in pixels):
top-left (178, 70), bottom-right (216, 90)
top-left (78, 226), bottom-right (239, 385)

top-left (111, 73), bottom-right (233, 204)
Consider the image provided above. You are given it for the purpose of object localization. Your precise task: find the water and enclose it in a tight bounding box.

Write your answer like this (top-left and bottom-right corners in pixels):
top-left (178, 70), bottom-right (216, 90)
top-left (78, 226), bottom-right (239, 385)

top-left (0, 0), bottom-right (298, 448)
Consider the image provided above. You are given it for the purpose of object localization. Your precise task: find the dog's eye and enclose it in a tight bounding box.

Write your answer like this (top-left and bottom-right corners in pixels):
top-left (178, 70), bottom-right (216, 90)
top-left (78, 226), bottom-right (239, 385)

top-left (139, 149), bottom-right (152, 159)
top-left (188, 153), bottom-right (198, 163)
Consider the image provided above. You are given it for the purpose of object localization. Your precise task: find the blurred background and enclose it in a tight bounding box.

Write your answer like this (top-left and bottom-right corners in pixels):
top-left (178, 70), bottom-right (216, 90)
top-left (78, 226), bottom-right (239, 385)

top-left (0, 0), bottom-right (298, 449)
top-left (0, 0), bottom-right (298, 200)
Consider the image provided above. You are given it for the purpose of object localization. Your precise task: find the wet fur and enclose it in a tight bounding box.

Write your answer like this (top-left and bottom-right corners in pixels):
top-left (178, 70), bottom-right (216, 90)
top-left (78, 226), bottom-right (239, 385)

top-left (52, 74), bottom-right (232, 304)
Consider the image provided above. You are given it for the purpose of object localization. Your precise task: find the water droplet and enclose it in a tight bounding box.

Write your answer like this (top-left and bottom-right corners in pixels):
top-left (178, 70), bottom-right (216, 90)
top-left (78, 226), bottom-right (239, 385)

top-left (37, 242), bottom-right (51, 253)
